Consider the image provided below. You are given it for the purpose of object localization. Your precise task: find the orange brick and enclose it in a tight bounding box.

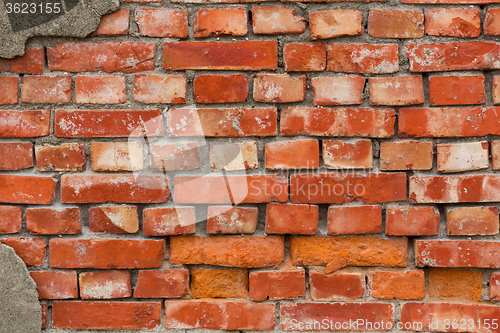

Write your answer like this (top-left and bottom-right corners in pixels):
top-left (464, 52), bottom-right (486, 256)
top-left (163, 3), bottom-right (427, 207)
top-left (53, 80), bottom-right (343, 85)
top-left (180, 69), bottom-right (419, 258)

top-left (265, 139), bottom-right (319, 170)
top-left (143, 207), bottom-right (195, 236)
top-left (0, 238), bottom-right (46, 266)
top-left (252, 6), bottom-right (306, 34)
top-left (310, 10), bottom-right (363, 40)
top-left (0, 142), bottom-right (33, 170)
top-left (0, 110), bottom-right (50, 138)
top-left (311, 76), bottom-right (364, 105)
top-left (386, 206), bottom-right (440, 236)
top-left (133, 74), bottom-right (186, 104)
top-left (484, 8), bottom-right (500, 35)
top-left (190, 268), bottom-right (248, 299)
top-left (89, 206), bottom-right (139, 234)
top-left (369, 270), bottom-right (425, 300)
top-left (75, 75), bottom-right (126, 104)
top-left (93, 8), bottom-right (130, 35)
top-left (310, 270), bottom-right (365, 301)
top-left (0, 175), bottom-right (56, 204)
top-left (0, 76), bottom-right (18, 105)
top-left (0, 47), bottom-right (44, 74)
top-left (249, 270), bottom-right (305, 301)
top-left (149, 143), bottom-right (200, 171)
top-left (369, 76), bottom-right (424, 106)
top-left (35, 143), bottom-right (86, 172)
top-left (0, 206), bottom-right (22, 234)
top-left (425, 8), bottom-right (480, 37)
top-left (21, 76), bottom-right (72, 104)
top-left (135, 8), bottom-right (188, 37)
top-left (327, 43), bottom-right (399, 74)
top-left (283, 43), bottom-right (326, 71)
top-left (323, 139), bottom-right (373, 169)
top-left (210, 141), bottom-right (258, 171)
top-left (265, 203), bottom-right (319, 234)
top-left (437, 141), bottom-right (489, 173)
top-left (490, 272), bottom-right (500, 300)
top-left (30, 271), bottom-right (78, 300)
top-left (380, 141), bottom-right (433, 170)
top-left (26, 208), bottom-right (81, 235)
top-left (492, 76), bottom-right (500, 104)
top-left (446, 207), bottom-right (499, 236)
top-left (428, 269), bottom-right (482, 301)
top-left (368, 9), bottom-right (424, 38)
top-left (194, 74), bottom-right (248, 103)
top-left (253, 74), bottom-right (305, 103)
top-left (207, 206), bottom-right (258, 234)
top-left (79, 271), bottom-right (132, 299)
top-left (90, 142), bottom-right (143, 171)
top-left (134, 269), bottom-right (188, 298)
top-left (328, 205), bottom-right (382, 235)
top-left (429, 75), bottom-right (484, 105)
top-left (194, 7), bottom-right (247, 37)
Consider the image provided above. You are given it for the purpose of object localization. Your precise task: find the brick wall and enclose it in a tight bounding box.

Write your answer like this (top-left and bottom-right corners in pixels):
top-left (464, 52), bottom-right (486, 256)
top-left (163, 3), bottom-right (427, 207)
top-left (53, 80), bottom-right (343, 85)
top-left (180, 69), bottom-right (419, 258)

top-left (1, 0), bottom-right (500, 331)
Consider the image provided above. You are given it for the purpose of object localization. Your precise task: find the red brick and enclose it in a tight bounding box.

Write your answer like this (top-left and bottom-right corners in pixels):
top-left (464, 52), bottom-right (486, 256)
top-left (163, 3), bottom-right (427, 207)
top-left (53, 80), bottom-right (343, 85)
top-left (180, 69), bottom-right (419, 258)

top-left (437, 141), bottom-right (488, 173)
top-left (0, 206), bottom-right (22, 234)
top-left (404, 0), bottom-right (500, 3)
top-left (143, 207), bottom-right (195, 236)
top-left (190, 268), bottom-right (248, 299)
top-left (55, 109), bottom-right (162, 137)
top-left (26, 208), bottom-right (81, 235)
top-left (311, 76), bottom-right (364, 105)
top-left (52, 301), bottom-right (161, 330)
top-left (0, 238), bottom-right (46, 266)
top-left (323, 139), bottom-right (373, 169)
top-left (447, 207), bottom-right (499, 236)
top-left (79, 271), bottom-right (131, 299)
top-left (253, 74), bottom-right (306, 102)
top-left (50, 239), bottom-right (165, 269)
top-left (170, 236), bottom-right (284, 268)
top-left (134, 269), bottom-right (188, 298)
top-left (415, 239), bottom-right (500, 268)
top-left (291, 236), bottom-right (408, 272)
top-left (168, 108), bottom-right (277, 137)
top-left (249, 270), bottom-right (305, 301)
top-left (75, 75), bottom-right (126, 104)
top-left (0, 76), bottom-right (18, 105)
top-left (309, 270), bottom-right (365, 301)
top-left (93, 8), bottom-right (130, 35)
top-left (47, 42), bottom-right (156, 73)
top-left (428, 268), bottom-right (482, 301)
top-left (30, 271), bottom-right (78, 299)
top-left (492, 141), bottom-right (500, 169)
top-left (89, 206), bottom-right (139, 234)
top-left (0, 142), bottom-right (33, 170)
top-left (425, 8), bottom-right (480, 37)
top-left (290, 173), bottom-right (406, 204)
top-left (283, 43), bottom-right (326, 71)
top-left (133, 74), bottom-right (186, 104)
top-left (494, 76), bottom-right (500, 104)
top-left (491, 272), bottom-right (500, 300)
top-left (194, 7), bottom-right (247, 37)
top-left (368, 9), bottom-right (424, 38)
top-left (484, 8), bottom-right (500, 35)
top-left (163, 41), bottom-right (277, 70)
top-left (380, 141), bottom-right (433, 170)
top-left (265, 139), bottom-right (319, 170)
top-left (61, 175), bottom-right (169, 204)
top-left (327, 43), bottom-right (399, 74)
top-left (207, 206), bottom-right (258, 234)
top-left (369, 76), bottom-right (424, 106)
top-left (90, 142), bottom-right (143, 171)
top-left (21, 76), bottom-right (71, 104)
top-left (281, 107), bottom-right (395, 138)
top-left (281, 303), bottom-right (394, 330)
top-left (429, 75), bottom-right (484, 105)
top-left (369, 270), bottom-right (425, 300)
top-left (310, 9), bottom-right (363, 40)
top-left (194, 74), bottom-right (248, 103)
top-left (135, 8), bottom-right (188, 37)
top-left (210, 141), bottom-right (258, 171)
top-left (0, 110), bottom-right (50, 138)
top-left (41, 303), bottom-right (47, 329)
top-left (0, 47), bottom-right (44, 74)
top-left (35, 143), bottom-right (86, 172)
top-left (150, 143), bottom-right (200, 171)
top-left (0, 175), bottom-right (56, 204)
top-left (328, 205), bottom-right (382, 235)
top-left (266, 203), bottom-right (318, 234)
top-left (252, 6), bottom-right (306, 34)
top-left (165, 300), bottom-right (275, 330)
top-left (407, 41), bottom-right (500, 72)
top-left (399, 107), bottom-right (500, 137)
top-left (386, 206), bottom-right (440, 236)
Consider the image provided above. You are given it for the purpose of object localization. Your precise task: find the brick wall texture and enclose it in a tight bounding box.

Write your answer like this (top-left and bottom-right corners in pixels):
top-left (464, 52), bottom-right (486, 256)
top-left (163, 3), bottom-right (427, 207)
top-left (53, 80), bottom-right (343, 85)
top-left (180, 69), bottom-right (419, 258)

top-left (1, 0), bottom-right (500, 331)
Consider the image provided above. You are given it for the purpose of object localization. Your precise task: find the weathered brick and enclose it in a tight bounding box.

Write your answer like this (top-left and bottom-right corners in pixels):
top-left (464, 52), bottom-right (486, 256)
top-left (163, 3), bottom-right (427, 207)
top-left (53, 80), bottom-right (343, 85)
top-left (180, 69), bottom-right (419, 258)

top-left (0, 175), bottom-right (56, 204)
top-left (168, 108), bottom-right (277, 137)
top-left (253, 74), bottom-right (306, 103)
top-left (0, 238), bottom-right (46, 266)
top-left (429, 75), bottom-right (485, 105)
top-left (311, 76), bottom-right (364, 105)
top-left (35, 143), bottom-right (86, 172)
top-left (492, 141), bottom-right (500, 169)
top-left (143, 207), bottom-right (195, 236)
top-left (310, 270), bottom-right (365, 301)
top-left (135, 8), bottom-right (188, 37)
top-left (323, 139), bottom-right (373, 169)
top-left (266, 203), bottom-right (319, 234)
top-left (163, 41), bottom-right (277, 70)
top-left (447, 207), bottom-right (499, 236)
top-left (52, 301), bottom-right (161, 330)
top-left (369, 76), bottom-right (425, 106)
top-left (491, 272), bottom-right (500, 300)
top-left (252, 6), bottom-right (306, 35)
top-left (249, 270), bottom-right (305, 301)
top-left (150, 143), bottom-right (200, 171)
top-left (380, 141), bottom-right (433, 170)
top-left (328, 205), bottom-right (382, 235)
top-left (190, 268), bottom-right (248, 299)
top-left (194, 7), bottom-right (247, 37)
top-left (0, 76), bottom-right (18, 105)
top-left (290, 173), bottom-right (406, 204)
top-left (0, 206), bottom-right (22, 234)
top-left (26, 208), bottom-right (81, 235)
top-left (437, 141), bottom-right (488, 173)
top-left (206, 206), bottom-right (258, 234)
top-left (369, 270), bottom-right (425, 300)
top-left (493, 76), bottom-right (500, 104)
top-left (47, 42), bottom-right (156, 73)
top-left (93, 8), bottom-right (130, 35)
top-left (41, 303), bottom-right (47, 330)
top-left (327, 43), bottom-right (399, 74)
top-left (170, 236), bottom-right (284, 268)
top-left (30, 271), bottom-right (78, 299)
top-left (283, 43), bottom-right (326, 71)
top-left (0, 47), bottom-right (44, 74)
top-left (428, 269), bottom-right (482, 301)
top-left (0, 142), bottom-right (33, 170)
top-left (133, 74), bottom-right (186, 104)
top-left (281, 107), bottom-right (395, 138)
top-left (309, 10), bottom-right (363, 40)
top-left (194, 74), bottom-right (248, 103)
top-left (79, 271), bottom-right (132, 299)
top-left (134, 269), bottom-right (188, 298)
top-left (50, 239), bottom-right (165, 269)
top-left (368, 9), bottom-right (424, 38)
top-left (21, 76), bottom-right (71, 104)
top-left (210, 141), bottom-right (258, 171)
top-left (90, 142), bottom-right (143, 171)
top-left (0, 110), bottom-right (50, 138)
top-left (165, 300), bottom-right (275, 330)
top-left (425, 8), bottom-right (480, 37)
top-left (75, 75), bottom-right (126, 104)
top-left (265, 139), bottom-right (319, 170)
top-left (484, 8), bottom-right (500, 35)
top-left (89, 206), bottom-right (139, 234)
top-left (386, 206), bottom-right (440, 236)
